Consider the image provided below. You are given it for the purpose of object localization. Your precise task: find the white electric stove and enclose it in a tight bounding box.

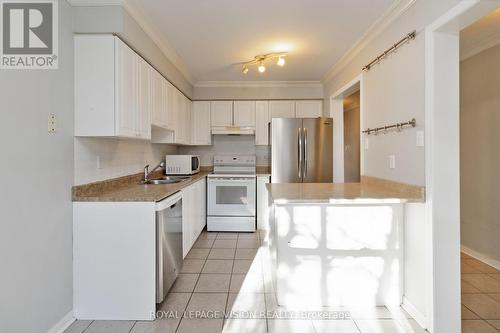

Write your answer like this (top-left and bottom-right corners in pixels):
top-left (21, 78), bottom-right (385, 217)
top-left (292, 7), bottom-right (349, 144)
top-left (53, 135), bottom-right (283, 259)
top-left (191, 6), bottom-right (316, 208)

top-left (207, 155), bottom-right (256, 232)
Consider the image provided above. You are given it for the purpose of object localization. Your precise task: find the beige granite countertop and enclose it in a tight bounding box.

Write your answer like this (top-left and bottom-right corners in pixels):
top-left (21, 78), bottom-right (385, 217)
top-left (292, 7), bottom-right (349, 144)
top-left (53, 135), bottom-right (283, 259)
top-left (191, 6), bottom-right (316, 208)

top-left (266, 177), bottom-right (425, 204)
top-left (73, 171), bottom-right (210, 202)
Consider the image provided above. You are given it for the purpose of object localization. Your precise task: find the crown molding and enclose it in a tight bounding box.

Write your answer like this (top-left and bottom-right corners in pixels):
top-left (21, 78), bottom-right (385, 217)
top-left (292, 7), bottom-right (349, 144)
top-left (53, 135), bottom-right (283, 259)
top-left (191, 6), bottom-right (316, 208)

top-left (194, 81), bottom-right (323, 88)
top-left (68, 0), bottom-right (194, 85)
top-left (460, 31), bottom-right (500, 61)
top-left (322, 0), bottom-right (417, 84)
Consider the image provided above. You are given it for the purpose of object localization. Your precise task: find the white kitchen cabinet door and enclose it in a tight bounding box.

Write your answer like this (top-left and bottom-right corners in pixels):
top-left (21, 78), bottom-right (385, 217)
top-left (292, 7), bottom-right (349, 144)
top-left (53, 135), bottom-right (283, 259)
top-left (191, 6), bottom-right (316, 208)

top-left (115, 38), bottom-right (138, 138)
top-left (192, 101), bottom-right (212, 145)
top-left (165, 81), bottom-right (176, 131)
top-left (211, 101), bottom-right (233, 127)
top-left (151, 70), bottom-right (166, 128)
top-left (233, 101), bottom-right (256, 127)
top-left (257, 176), bottom-right (271, 230)
top-left (137, 58), bottom-right (152, 139)
top-left (75, 35), bottom-right (152, 139)
top-left (295, 100), bottom-right (323, 118)
top-left (173, 89), bottom-right (184, 144)
top-left (255, 101), bottom-right (270, 145)
top-left (269, 100), bottom-right (295, 119)
top-left (182, 184), bottom-right (195, 257)
top-left (193, 178), bottom-right (206, 242)
top-left (182, 96), bottom-right (192, 145)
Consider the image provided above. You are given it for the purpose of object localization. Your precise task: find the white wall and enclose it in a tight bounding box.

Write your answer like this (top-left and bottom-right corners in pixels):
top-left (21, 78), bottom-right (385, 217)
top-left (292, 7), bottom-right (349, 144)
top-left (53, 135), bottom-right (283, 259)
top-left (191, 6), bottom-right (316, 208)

top-left (0, 1), bottom-right (74, 332)
top-left (324, 0), bottom-right (461, 187)
top-left (179, 135), bottom-right (269, 167)
top-left (74, 138), bottom-right (178, 185)
top-left (193, 83), bottom-right (323, 100)
top-left (460, 43), bottom-right (500, 262)
top-left (322, 0), bottom-right (462, 326)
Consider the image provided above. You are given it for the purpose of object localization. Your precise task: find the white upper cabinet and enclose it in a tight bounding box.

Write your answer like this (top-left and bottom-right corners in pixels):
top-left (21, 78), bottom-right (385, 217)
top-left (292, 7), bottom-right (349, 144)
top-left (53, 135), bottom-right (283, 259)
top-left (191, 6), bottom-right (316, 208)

top-left (210, 101), bottom-right (233, 127)
top-left (75, 35), bottom-right (151, 139)
top-left (192, 101), bottom-right (212, 145)
top-left (233, 101), bottom-right (256, 127)
top-left (255, 101), bottom-right (270, 145)
top-left (269, 100), bottom-right (296, 119)
top-left (151, 70), bottom-right (165, 128)
top-left (295, 100), bottom-right (323, 118)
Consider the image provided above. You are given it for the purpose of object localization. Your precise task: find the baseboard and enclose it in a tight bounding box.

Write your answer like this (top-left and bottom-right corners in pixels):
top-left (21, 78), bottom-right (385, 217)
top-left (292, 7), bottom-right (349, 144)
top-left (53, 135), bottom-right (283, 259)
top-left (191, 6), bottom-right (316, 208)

top-left (461, 245), bottom-right (500, 270)
top-left (46, 311), bottom-right (75, 333)
top-left (402, 296), bottom-right (427, 330)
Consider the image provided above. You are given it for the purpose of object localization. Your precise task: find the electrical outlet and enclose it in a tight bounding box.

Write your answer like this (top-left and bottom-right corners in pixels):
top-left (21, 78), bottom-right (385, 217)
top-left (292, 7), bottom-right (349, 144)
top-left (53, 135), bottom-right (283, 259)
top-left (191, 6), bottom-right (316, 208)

top-left (389, 155), bottom-right (396, 169)
top-left (48, 113), bottom-right (56, 133)
top-left (96, 155), bottom-right (102, 169)
top-left (416, 131), bottom-right (424, 147)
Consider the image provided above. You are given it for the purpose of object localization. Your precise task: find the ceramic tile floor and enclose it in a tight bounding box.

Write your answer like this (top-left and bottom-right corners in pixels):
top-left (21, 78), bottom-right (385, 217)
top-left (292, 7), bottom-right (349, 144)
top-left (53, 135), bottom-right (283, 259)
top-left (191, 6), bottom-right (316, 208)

top-left (66, 230), bottom-right (427, 333)
top-left (461, 252), bottom-right (500, 332)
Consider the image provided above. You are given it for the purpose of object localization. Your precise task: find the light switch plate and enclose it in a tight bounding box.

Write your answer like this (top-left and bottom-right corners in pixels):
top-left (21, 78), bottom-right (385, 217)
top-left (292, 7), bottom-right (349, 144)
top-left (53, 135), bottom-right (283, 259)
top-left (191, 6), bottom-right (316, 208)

top-left (364, 138), bottom-right (369, 150)
top-left (416, 131), bottom-right (424, 147)
top-left (48, 113), bottom-right (56, 133)
top-left (389, 155), bottom-right (396, 169)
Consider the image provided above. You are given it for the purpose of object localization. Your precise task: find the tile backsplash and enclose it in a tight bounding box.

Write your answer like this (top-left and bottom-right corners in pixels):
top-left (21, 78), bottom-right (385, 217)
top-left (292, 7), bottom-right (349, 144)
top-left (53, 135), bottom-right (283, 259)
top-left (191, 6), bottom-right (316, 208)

top-left (74, 137), bottom-right (178, 185)
top-left (179, 135), bottom-right (269, 166)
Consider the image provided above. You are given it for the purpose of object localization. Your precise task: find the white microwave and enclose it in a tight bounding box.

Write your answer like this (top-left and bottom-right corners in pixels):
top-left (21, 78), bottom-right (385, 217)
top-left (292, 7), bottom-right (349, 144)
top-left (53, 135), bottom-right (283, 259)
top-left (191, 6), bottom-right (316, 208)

top-left (165, 155), bottom-right (200, 175)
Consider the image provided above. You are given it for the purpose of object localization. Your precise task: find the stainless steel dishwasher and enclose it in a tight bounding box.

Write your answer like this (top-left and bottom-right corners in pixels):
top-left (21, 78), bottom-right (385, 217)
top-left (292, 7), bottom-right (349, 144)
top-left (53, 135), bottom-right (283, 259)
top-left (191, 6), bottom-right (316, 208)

top-left (156, 192), bottom-right (183, 303)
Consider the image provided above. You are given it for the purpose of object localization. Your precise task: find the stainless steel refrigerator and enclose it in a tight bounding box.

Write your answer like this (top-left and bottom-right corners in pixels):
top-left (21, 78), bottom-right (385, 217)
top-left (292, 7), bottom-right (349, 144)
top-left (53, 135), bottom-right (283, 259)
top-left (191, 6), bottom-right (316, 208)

top-left (271, 117), bottom-right (333, 183)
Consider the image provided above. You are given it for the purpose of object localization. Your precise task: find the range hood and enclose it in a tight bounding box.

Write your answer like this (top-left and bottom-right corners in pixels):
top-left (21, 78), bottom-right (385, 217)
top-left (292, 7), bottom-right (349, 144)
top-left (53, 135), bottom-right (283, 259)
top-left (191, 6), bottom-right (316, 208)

top-left (211, 126), bottom-right (255, 135)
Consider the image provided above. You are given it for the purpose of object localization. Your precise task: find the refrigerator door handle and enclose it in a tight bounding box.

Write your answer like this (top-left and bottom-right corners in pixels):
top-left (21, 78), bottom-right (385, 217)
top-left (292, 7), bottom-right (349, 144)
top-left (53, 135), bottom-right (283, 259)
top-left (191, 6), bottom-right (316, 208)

top-left (298, 127), bottom-right (302, 179)
top-left (304, 128), bottom-right (308, 178)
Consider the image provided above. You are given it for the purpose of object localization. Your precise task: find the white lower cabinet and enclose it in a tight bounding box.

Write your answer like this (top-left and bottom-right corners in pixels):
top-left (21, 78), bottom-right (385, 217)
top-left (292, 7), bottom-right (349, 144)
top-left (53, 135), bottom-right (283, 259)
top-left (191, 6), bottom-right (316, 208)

top-left (182, 178), bottom-right (207, 257)
top-left (257, 175), bottom-right (271, 230)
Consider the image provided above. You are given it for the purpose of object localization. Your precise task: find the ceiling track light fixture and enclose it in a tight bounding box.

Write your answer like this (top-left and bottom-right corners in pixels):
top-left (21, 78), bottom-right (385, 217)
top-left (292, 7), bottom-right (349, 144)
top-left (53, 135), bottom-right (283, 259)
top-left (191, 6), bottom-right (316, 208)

top-left (241, 52), bottom-right (288, 74)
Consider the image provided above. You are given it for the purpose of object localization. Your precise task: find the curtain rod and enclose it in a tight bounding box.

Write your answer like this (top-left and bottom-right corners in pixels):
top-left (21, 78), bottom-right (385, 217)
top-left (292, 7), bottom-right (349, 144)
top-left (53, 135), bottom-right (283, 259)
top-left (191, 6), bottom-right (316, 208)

top-left (362, 30), bottom-right (417, 72)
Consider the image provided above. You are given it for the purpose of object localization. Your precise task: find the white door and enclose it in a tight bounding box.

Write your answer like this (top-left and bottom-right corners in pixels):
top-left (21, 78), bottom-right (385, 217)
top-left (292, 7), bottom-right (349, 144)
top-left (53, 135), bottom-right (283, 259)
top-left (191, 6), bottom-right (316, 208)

top-left (137, 58), bottom-right (151, 139)
top-left (192, 101), bottom-right (212, 145)
top-left (115, 38), bottom-right (137, 138)
top-left (255, 101), bottom-right (270, 145)
top-left (270, 100), bottom-right (295, 119)
top-left (295, 100), bottom-right (323, 118)
top-left (233, 101), bottom-right (256, 127)
top-left (211, 101), bottom-right (233, 127)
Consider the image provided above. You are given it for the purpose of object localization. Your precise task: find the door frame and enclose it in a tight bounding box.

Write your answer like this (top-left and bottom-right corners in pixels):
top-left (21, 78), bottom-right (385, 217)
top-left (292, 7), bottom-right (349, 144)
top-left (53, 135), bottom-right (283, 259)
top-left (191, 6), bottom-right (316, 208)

top-left (329, 74), bottom-right (364, 183)
top-left (425, 1), bottom-right (498, 331)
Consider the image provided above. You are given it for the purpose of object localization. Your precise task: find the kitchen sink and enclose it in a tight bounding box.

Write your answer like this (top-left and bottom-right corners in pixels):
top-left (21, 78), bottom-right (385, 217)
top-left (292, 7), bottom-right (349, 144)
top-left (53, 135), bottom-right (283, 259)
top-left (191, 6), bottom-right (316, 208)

top-left (142, 176), bottom-right (191, 185)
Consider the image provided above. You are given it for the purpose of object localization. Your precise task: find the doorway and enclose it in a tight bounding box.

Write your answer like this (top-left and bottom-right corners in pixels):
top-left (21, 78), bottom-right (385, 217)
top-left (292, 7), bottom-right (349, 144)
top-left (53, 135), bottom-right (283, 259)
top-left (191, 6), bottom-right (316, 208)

top-left (425, 1), bottom-right (500, 332)
top-left (343, 90), bottom-right (361, 182)
top-left (459, 7), bottom-right (500, 332)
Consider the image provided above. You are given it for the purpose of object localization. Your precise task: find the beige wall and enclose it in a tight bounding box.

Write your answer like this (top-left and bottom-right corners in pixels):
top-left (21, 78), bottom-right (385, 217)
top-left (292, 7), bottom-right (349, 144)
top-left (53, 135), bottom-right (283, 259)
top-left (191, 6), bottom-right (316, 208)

top-left (460, 43), bottom-right (500, 261)
top-left (343, 91), bottom-right (360, 182)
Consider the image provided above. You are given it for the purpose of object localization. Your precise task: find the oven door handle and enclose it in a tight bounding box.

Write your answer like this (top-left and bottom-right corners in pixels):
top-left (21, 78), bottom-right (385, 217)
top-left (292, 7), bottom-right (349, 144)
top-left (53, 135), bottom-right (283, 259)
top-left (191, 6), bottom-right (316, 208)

top-left (209, 177), bottom-right (256, 181)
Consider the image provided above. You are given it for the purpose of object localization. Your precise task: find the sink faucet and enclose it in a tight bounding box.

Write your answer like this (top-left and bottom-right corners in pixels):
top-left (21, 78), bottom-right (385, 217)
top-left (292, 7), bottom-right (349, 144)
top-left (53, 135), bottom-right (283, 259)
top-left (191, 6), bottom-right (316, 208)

top-left (143, 161), bottom-right (165, 182)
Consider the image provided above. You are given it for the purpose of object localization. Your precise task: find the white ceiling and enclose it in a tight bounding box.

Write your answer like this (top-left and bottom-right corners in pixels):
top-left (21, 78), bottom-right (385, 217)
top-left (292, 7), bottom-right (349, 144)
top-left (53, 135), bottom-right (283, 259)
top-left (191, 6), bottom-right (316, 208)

top-left (126, 0), bottom-right (396, 83)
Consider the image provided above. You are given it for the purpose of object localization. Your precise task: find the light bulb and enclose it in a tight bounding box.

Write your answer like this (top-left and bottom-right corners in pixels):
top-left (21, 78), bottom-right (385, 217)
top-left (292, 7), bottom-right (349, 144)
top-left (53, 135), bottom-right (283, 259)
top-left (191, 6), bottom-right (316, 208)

top-left (242, 66), bottom-right (249, 74)
top-left (258, 62), bottom-right (266, 73)
top-left (277, 56), bottom-right (285, 66)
